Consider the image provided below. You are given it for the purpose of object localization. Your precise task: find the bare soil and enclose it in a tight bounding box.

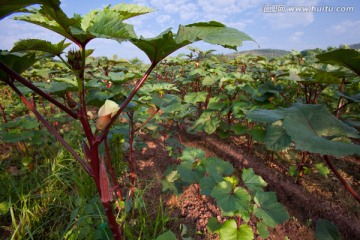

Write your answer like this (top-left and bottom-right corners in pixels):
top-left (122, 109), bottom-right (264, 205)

top-left (133, 131), bottom-right (360, 240)
top-left (180, 132), bottom-right (360, 239)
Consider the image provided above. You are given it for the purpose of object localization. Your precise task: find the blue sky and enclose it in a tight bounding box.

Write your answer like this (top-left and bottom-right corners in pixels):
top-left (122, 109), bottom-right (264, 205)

top-left (0, 0), bottom-right (359, 62)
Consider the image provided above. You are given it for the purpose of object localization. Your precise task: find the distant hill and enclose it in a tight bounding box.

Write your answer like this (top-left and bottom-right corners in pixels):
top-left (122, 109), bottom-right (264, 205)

top-left (226, 43), bottom-right (359, 60)
top-left (349, 43), bottom-right (360, 49)
top-left (227, 49), bottom-right (291, 59)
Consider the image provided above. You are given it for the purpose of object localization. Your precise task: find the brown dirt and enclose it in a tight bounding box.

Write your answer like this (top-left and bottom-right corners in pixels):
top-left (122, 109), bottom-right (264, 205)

top-left (178, 131), bottom-right (360, 240)
top-left (135, 129), bottom-right (360, 239)
top-left (134, 132), bottom-right (320, 239)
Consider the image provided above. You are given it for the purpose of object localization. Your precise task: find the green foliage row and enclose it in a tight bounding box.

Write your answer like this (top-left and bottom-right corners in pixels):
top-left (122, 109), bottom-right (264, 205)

top-left (162, 147), bottom-right (289, 239)
top-left (0, 0), bottom-right (357, 239)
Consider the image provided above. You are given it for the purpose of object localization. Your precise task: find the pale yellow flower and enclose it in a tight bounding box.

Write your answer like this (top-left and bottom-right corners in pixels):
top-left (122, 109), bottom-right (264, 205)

top-left (95, 100), bottom-right (120, 130)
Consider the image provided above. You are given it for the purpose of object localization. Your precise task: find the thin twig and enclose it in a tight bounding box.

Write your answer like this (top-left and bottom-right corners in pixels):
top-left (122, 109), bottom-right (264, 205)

top-left (323, 155), bottom-right (360, 204)
top-left (133, 107), bottom-right (160, 133)
top-left (97, 62), bottom-right (157, 143)
top-left (0, 60), bottom-right (78, 119)
top-left (7, 80), bottom-right (93, 176)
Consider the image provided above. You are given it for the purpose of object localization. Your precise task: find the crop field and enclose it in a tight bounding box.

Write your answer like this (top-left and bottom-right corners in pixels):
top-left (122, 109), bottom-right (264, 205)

top-left (0, 1), bottom-right (359, 240)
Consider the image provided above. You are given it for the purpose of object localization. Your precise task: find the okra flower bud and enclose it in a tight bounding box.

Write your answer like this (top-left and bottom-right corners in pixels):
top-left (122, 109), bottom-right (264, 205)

top-left (95, 100), bottom-right (120, 130)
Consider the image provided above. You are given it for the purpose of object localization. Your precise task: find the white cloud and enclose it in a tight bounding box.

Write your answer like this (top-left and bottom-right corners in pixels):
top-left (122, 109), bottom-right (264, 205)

top-left (262, 0), bottom-right (318, 29)
top-left (156, 14), bottom-right (172, 24)
top-left (152, 1), bottom-right (199, 21)
top-left (87, 40), bottom-right (149, 62)
top-left (328, 20), bottom-right (360, 35)
top-left (225, 18), bottom-right (254, 31)
top-left (177, 3), bottom-right (199, 21)
top-left (198, 0), bottom-right (263, 14)
top-left (289, 31), bottom-right (304, 42)
top-left (263, 11), bottom-right (314, 30)
top-left (227, 21), bottom-right (247, 31)
top-left (254, 36), bottom-right (270, 47)
top-left (325, 19), bottom-right (360, 46)
top-left (0, 18), bottom-right (64, 50)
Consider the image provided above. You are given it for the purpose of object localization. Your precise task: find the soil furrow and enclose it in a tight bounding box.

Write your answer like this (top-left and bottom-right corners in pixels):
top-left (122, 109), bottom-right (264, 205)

top-left (180, 131), bottom-right (360, 240)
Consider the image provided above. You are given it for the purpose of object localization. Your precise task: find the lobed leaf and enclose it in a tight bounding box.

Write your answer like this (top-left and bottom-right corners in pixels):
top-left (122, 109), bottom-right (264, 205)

top-left (0, 51), bottom-right (38, 80)
top-left (247, 125), bottom-right (266, 143)
top-left (156, 230), bottom-right (177, 240)
top-left (283, 103), bottom-right (360, 157)
top-left (207, 217), bottom-right (222, 234)
top-left (11, 39), bottom-right (71, 56)
top-left (15, 6), bottom-right (93, 45)
top-left (0, 0), bottom-right (59, 20)
top-left (175, 21), bottom-right (256, 51)
top-left (203, 157), bottom-right (234, 182)
top-left (132, 21), bottom-right (256, 64)
top-left (180, 147), bottom-right (206, 162)
top-left (218, 220), bottom-right (254, 240)
top-left (199, 175), bottom-right (218, 196)
top-left (315, 163), bottom-right (330, 178)
top-left (315, 219), bottom-right (341, 240)
top-left (151, 94), bottom-right (183, 113)
top-left (111, 3), bottom-right (153, 20)
top-left (177, 161), bottom-right (204, 184)
top-left (131, 28), bottom-right (185, 64)
top-left (241, 168), bottom-right (267, 193)
top-left (246, 108), bottom-right (285, 123)
top-left (193, 111), bottom-right (221, 135)
top-left (254, 192), bottom-right (289, 228)
top-left (79, 6), bottom-right (137, 42)
top-left (211, 181), bottom-right (251, 218)
top-left (184, 91), bottom-right (208, 104)
top-left (2, 131), bottom-right (34, 143)
top-left (162, 166), bottom-right (183, 195)
top-left (257, 222), bottom-right (270, 239)
top-left (317, 49), bottom-right (360, 76)
top-left (265, 121), bottom-right (292, 151)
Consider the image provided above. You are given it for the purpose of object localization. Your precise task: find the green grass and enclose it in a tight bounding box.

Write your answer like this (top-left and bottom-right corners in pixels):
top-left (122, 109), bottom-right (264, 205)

top-left (0, 149), bottom-right (94, 239)
top-left (122, 183), bottom-right (172, 240)
top-left (0, 146), bottom-right (173, 239)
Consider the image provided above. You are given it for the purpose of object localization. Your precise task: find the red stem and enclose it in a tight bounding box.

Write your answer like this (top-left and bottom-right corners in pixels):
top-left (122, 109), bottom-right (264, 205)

top-left (0, 102), bottom-right (7, 123)
top-left (127, 111), bottom-right (136, 198)
top-left (204, 86), bottom-right (212, 109)
top-left (104, 138), bottom-right (123, 201)
top-left (32, 93), bottom-right (36, 110)
top-left (98, 156), bottom-right (122, 238)
top-left (0, 60), bottom-right (78, 119)
top-left (102, 200), bottom-right (122, 238)
top-left (236, 215), bottom-right (241, 228)
top-left (133, 108), bottom-right (160, 133)
top-left (89, 141), bottom-right (123, 239)
top-left (297, 151), bottom-right (307, 178)
top-left (7, 80), bottom-right (93, 176)
top-left (196, 183), bottom-right (201, 200)
top-left (97, 62), bottom-right (157, 143)
top-left (323, 155), bottom-right (360, 204)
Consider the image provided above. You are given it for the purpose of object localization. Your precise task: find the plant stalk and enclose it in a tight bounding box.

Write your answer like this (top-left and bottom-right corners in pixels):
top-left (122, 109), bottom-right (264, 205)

top-left (0, 102), bottom-right (7, 123)
top-left (127, 111), bottom-right (136, 198)
top-left (97, 62), bottom-right (157, 143)
top-left (323, 155), bottom-right (360, 203)
top-left (0, 60), bottom-right (78, 119)
top-left (7, 80), bottom-right (93, 176)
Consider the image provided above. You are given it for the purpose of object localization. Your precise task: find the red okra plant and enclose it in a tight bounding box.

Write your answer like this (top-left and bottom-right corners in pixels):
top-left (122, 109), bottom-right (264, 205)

top-left (0, 0), bottom-right (255, 238)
